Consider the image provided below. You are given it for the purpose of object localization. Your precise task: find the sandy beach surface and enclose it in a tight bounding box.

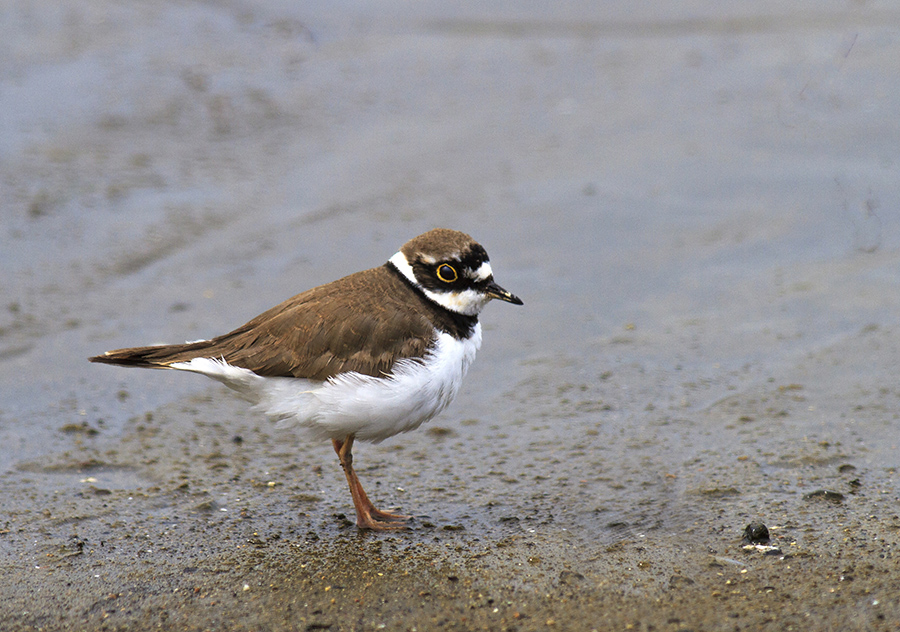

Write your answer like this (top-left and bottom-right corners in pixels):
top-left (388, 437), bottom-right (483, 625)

top-left (2, 2), bottom-right (899, 630)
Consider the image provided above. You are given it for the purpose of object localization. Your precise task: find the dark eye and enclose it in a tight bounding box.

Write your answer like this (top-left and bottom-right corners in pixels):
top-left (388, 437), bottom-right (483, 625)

top-left (436, 263), bottom-right (458, 283)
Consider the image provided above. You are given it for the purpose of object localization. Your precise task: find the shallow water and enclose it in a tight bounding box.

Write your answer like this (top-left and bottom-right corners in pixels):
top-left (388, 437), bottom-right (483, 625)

top-left (2, 0), bottom-right (899, 497)
top-left (1, 2), bottom-right (899, 628)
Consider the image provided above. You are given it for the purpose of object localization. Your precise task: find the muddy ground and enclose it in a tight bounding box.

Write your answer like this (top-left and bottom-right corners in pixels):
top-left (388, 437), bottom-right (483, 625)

top-left (3, 340), bottom-right (900, 631)
top-left (2, 2), bottom-right (900, 630)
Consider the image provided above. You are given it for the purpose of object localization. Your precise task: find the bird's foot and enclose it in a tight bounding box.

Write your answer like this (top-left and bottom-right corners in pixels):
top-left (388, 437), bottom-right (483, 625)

top-left (356, 506), bottom-right (412, 530)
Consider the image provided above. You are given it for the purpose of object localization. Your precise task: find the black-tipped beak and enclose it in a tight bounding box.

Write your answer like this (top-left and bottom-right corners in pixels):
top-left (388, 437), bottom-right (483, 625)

top-left (486, 281), bottom-right (523, 305)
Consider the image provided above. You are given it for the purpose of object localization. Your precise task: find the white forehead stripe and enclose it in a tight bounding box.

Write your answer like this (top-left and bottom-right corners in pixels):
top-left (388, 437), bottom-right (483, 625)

top-left (469, 261), bottom-right (493, 281)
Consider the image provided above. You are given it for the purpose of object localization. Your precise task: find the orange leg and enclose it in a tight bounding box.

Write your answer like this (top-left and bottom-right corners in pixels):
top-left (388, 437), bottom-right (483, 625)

top-left (332, 435), bottom-right (411, 530)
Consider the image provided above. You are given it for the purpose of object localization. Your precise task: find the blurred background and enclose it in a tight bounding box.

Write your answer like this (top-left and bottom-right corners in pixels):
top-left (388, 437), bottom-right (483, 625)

top-left (1, 1), bottom-right (898, 512)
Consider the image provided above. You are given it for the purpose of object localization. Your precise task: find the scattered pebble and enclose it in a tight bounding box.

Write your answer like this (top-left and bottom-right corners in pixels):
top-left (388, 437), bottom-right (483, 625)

top-left (742, 522), bottom-right (770, 544)
top-left (803, 490), bottom-right (845, 503)
top-left (742, 543), bottom-right (783, 556)
top-left (559, 570), bottom-right (585, 584)
top-left (193, 500), bottom-right (221, 513)
top-left (60, 422), bottom-right (99, 436)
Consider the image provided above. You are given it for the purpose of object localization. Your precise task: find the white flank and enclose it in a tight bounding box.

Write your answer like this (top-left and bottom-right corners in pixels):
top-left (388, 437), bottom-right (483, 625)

top-left (169, 325), bottom-right (482, 443)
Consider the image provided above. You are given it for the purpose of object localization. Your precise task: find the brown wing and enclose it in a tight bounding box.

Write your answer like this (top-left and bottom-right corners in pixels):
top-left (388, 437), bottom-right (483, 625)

top-left (89, 266), bottom-right (438, 380)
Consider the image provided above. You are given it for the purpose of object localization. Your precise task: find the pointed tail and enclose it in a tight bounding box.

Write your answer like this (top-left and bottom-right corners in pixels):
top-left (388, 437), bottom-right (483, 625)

top-left (89, 339), bottom-right (219, 369)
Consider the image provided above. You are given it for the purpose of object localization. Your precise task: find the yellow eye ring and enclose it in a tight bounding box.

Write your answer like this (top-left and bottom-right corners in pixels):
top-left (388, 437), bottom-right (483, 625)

top-left (436, 263), bottom-right (458, 283)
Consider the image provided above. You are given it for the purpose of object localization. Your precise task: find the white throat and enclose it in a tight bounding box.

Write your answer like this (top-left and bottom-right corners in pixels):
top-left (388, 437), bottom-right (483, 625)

top-left (388, 251), bottom-right (490, 316)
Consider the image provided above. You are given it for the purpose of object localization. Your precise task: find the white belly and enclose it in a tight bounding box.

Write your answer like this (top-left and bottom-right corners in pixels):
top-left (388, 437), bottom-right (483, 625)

top-left (170, 325), bottom-right (482, 443)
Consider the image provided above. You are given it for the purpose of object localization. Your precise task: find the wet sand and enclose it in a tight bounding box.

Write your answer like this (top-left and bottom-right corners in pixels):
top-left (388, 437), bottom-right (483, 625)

top-left (2, 2), bottom-right (900, 630)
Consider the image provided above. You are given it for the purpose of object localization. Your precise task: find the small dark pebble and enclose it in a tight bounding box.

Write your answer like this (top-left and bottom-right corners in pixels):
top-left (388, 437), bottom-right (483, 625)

top-left (59, 422), bottom-right (99, 436)
top-left (194, 500), bottom-right (220, 513)
top-left (559, 570), bottom-right (585, 584)
top-left (699, 486), bottom-right (741, 497)
top-left (77, 458), bottom-right (107, 470)
top-left (293, 493), bottom-right (322, 503)
top-left (743, 522), bottom-right (770, 544)
top-left (838, 463), bottom-right (857, 473)
top-left (442, 524), bottom-right (465, 531)
top-left (232, 435), bottom-right (243, 444)
top-left (849, 478), bottom-right (862, 489)
top-left (669, 575), bottom-right (695, 589)
top-left (803, 489), bottom-right (845, 503)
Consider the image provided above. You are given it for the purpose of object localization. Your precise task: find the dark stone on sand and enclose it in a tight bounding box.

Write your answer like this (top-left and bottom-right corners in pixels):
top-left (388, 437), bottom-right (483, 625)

top-left (559, 570), bottom-right (585, 585)
top-left (803, 489), bottom-right (845, 503)
top-left (669, 575), bottom-right (695, 589)
top-left (193, 500), bottom-right (220, 512)
top-left (742, 522), bottom-right (770, 544)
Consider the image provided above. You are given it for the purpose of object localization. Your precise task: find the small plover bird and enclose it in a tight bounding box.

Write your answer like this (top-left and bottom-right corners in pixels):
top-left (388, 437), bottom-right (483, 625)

top-left (90, 228), bottom-right (522, 529)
